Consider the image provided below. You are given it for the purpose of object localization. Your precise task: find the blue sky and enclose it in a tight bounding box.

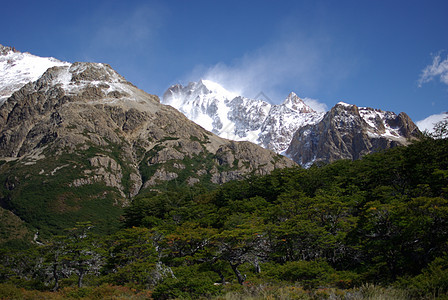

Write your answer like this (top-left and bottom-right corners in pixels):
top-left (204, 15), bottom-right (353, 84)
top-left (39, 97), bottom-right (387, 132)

top-left (1, 0), bottom-right (447, 122)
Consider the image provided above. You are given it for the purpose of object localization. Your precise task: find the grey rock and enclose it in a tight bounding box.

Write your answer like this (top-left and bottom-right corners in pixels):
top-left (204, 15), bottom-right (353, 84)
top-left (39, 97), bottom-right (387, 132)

top-left (286, 103), bottom-right (421, 167)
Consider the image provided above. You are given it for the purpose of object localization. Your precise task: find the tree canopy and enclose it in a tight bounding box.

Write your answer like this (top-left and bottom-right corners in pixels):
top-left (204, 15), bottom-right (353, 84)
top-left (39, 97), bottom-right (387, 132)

top-left (1, 137), bottom-right (448, 299)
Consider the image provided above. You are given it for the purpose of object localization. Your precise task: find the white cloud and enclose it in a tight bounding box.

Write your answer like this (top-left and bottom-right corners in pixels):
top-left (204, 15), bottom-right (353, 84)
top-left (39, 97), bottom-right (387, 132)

top-left (95, 8), bottom-right (161, 48)
top-left (78, 4), bottom-right (165, 62)
top-left (202, 40), bottom-right (319, 99)
top-left (303, 97), bottom-right (328, 113)
top-left (416, 112), bottom-right (448, 133)
top-left (418, 53), bottom-right (448, 87)
top-left (186, 31), bottom-right (353, 109)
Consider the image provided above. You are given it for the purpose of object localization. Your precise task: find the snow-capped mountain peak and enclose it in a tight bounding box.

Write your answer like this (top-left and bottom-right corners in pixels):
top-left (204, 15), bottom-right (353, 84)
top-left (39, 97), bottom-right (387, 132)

top-left (0, 44), bottom-right (70, 104)
top-left (162, 80), bottom-right (324, 153)
top-left (336, 101), bottom-right (355, 108)
top-left (0, 45), bottom-right (148, 107)
top-left (282, 92), bottom-right (315, 113)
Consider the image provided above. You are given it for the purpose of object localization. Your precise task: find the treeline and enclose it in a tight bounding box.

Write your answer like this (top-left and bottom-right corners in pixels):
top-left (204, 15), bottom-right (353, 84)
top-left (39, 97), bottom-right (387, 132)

top-left (1, 137), bottom-right (448, 299)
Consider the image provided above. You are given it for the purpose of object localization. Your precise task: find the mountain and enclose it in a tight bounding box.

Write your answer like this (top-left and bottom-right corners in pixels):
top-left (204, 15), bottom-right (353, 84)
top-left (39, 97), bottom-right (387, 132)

top-left (163, 80), bottom-right (324, 153)
top-left (163, 81), bottom-right (421, 167)
top-left (0, 45), bottom-right (295, 241)
top-left (286, 102), bottom-right (421, 167)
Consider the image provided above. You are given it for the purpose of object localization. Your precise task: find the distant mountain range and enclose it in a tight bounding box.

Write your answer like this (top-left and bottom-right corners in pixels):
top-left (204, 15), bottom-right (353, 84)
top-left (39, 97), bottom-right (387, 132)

top-left (163, 80), bottom-right (421, 167)
top-left (163, 80), bottom-right (324, 154)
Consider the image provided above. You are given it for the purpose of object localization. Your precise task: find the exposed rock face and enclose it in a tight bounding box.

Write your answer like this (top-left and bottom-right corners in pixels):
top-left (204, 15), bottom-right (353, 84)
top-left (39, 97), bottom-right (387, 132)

top-left (286, 102), bottom-right (421, 167)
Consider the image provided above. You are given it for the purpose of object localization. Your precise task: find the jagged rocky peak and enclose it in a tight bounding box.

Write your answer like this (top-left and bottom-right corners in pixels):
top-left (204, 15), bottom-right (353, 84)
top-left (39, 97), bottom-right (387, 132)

top-left (286, 101), bottom-right (421, 167)
top-left (69, 62), bottom-right (125, 83)
top-left (162, 80), bottom-right (324, 153)
top-left (358, 106), bottom-right (419, 139)
top-left (36, 62), bottom-right (127, 86)
top-left (282, 92), bottom-right (315, 113)
top-left (185, 80), bottom-right (211, 97)
top-left (328, 101), bottom-right (420, 139)
top-left (327, 102), bottom-right (363, 130)
top-left (18, 61), bottom-right (158, 107)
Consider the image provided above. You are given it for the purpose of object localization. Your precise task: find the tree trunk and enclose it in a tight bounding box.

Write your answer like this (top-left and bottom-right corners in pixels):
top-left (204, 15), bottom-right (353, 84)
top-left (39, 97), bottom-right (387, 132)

top-left (52, 263), bottom-right (59, 291)
top-left (254, 257), bottom-right (261, 273)
top-left (230, 262), bottom-right (246, 285)
top-left (217, 270), bottom-right (226, 285)
top-left (78, 269), bottom-right (85, 288)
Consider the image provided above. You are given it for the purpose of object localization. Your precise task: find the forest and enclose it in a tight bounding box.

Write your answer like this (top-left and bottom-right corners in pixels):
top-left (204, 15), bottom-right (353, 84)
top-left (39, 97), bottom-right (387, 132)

top-left (1, 132), bottom-right (447, 299)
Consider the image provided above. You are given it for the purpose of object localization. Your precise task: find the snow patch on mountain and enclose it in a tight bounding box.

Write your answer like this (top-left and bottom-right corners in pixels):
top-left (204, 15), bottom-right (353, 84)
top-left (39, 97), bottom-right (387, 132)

top-left (359, 107), bottom-right (406, 140)
top-left (0, 45), bottom-right (144, 106)
top-left (46, 62), bottom-right (136, 101)
top-left (0, 44), bottom-right (70, 104)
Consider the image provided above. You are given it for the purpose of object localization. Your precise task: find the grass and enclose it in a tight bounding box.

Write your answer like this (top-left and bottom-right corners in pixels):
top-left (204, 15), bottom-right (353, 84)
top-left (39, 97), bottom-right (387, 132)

top-left (0, 283), bottom-right (153, 300)
top-left (0, 282), bottom-right (419, 300)
top-left (213, 283), bottom-right (413, 300)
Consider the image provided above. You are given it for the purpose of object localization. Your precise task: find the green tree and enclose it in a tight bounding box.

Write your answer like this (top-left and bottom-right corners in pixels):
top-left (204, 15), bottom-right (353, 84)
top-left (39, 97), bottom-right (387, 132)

top-left (43, 235), bottom-right (68, 291)
top-left (103, 227), bottom-right (161, 289)
top-left (212, 220), bottom-right (268, 285)
top-left (60, 222), bottom-right (104, 288)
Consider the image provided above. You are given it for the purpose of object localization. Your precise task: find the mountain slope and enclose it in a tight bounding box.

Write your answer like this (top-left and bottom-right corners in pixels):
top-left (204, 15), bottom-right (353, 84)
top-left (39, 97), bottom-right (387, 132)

top-left (0, 47), bottom-right (295, 240)
top-left (163, 80), bottom-right (323, 153)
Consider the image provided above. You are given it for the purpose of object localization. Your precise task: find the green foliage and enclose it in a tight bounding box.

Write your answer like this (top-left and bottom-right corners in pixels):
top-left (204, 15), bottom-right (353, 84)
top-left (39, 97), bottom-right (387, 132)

top-left (152, 265), bottom-right (222, 300)
top-left (400, 255), bottom-right (448, 298)
top-left (102, 227), bottom-right (159, 289)
top-left (1, 138), bottom-right (448, 298)
top-left (264, 260), bottom-right (335, 289)
top-left (0, 207), bottom-right (33, 249)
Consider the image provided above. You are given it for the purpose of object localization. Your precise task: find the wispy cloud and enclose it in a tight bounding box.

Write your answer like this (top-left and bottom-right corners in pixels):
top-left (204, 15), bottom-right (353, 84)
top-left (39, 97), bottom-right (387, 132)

top-left (78, 3), bottom-right (165, 62)
top-left (186, 31), bottom-right (354, 107)
top-left (302, 97), bottom-right (328, 113)
top-left (418, 52), bottom-right (448, 87)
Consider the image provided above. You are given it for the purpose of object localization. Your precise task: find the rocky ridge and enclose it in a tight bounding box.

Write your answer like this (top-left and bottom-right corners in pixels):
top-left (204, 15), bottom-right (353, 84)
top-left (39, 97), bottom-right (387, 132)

top-left (286, 102), bottom-right (421, 167)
